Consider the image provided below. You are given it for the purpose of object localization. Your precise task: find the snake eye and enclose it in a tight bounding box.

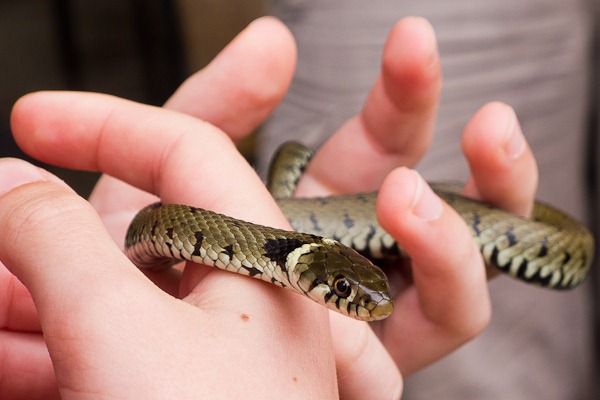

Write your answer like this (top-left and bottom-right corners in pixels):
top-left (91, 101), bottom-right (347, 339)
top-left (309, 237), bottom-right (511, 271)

top-left (333, 277), bottom-right (351, 298)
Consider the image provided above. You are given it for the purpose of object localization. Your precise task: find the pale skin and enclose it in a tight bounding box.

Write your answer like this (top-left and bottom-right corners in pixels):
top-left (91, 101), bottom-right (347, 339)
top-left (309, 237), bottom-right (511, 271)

top-left (0, 17), bottom-right (538, 399)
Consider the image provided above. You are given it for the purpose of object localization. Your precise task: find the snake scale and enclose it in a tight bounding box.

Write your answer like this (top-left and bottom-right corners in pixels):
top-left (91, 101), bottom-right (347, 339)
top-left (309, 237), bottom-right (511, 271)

top-left (125, 142), bottom-right (594, 321)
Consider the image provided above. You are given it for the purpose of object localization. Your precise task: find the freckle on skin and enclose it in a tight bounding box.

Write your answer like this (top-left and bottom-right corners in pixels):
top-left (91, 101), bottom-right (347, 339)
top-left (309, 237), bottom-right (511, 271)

top-left (292, 376), bottom-right (298, 383)
top-left (240, 313), bottom-right (250, 322)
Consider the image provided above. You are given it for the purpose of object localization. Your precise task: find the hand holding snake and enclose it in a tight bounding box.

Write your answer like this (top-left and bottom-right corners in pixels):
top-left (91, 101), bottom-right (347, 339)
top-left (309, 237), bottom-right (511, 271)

top-left (0, 16), bottom-right (581, 400)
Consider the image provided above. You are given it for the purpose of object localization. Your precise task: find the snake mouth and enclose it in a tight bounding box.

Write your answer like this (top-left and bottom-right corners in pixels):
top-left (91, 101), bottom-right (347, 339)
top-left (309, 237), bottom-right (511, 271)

top-left (367, 298), bottom-right (394, 321)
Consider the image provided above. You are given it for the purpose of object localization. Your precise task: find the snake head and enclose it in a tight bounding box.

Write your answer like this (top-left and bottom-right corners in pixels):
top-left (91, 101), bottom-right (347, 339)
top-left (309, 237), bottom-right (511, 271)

top-left (289, 238), bottom-right (394, 321)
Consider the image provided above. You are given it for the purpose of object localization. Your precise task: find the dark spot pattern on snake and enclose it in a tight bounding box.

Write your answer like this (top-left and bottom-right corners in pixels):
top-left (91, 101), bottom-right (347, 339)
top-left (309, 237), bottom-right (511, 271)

top-left (262, 238), bottom-right (306, 270)
top-left (506, 228), bottom-right (517, 247)
top-left (192, 231), bottom-right (204, 256)
top-left (243, 265), bottom-right (262, 277)
top-left (223, 244), bottom-right (234, 257)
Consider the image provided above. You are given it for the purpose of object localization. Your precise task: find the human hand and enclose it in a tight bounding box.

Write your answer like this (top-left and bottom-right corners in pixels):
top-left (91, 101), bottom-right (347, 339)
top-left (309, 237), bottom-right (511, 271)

top-left (1, 19), bottom-right (344, 399)
top-left (1, 103), bottom-right (349, 399)
top-left (289, 15), bottom-right (539, 382)
top-left (155, 16), bottom-right (540, 399)
top-left (1, 16), bottom-right (539, 400)
top-left (156, 15), bottom-right (539, 399)
top-left (154, 16), bottom-right (539, 399)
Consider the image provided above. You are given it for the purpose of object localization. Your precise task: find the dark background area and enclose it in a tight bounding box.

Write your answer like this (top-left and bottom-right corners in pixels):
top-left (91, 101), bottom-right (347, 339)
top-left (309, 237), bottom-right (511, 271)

top-left (0, 0), bottom-right (265, 196)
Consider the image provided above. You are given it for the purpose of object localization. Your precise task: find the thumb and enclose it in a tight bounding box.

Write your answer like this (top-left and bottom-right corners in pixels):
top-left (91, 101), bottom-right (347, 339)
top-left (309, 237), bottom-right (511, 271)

top-left (0, 159), bottom-right (153, 308)
top-left (0, 158), bottom-right (164, 396)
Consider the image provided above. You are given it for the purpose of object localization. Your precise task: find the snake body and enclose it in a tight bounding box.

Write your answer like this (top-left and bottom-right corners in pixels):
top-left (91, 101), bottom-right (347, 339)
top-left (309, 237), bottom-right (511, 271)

top-left (278, 189), bottom-right (593, 289)
top-left (125, 142), bottom-right (594, 321)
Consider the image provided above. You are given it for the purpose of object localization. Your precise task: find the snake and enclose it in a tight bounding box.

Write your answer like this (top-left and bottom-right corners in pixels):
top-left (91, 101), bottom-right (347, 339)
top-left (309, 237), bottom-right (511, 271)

top-left (125, 142), bottom-right (594, 322)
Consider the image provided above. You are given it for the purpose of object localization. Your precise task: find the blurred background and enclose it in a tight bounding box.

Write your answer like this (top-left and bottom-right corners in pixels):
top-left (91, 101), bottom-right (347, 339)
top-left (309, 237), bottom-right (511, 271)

top-left (0, 0), bottom-right (266, 196)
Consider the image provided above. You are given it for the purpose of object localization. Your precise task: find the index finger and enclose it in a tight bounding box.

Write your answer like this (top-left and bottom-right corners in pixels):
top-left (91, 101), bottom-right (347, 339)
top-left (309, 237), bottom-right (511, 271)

top-left (11, 91), bottom-right (284, 228)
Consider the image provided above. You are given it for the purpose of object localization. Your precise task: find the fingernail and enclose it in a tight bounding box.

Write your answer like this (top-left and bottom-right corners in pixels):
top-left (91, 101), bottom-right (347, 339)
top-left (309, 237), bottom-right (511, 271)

top-left (421, 19), bottom-right (439, 68)
top-left (504, 109), bottom-right (525, 159)
top-left (410, 170), bottom-right (442, 220)
top-left (0, 158), bottom-right (46, 196)
top-left (408, 17), bottom-right (438, 68)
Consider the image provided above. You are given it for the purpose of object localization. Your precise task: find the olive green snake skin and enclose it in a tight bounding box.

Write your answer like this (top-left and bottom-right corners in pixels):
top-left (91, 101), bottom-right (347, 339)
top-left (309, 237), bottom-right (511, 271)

top-left (125, 142), bottom-right (594, 321)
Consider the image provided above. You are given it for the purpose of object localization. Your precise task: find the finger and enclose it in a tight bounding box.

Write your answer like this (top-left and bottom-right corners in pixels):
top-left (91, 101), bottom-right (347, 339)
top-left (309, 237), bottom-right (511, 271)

top-left (330, 313), bottom-right (402, 400)
top-left (462, 102), bottom-right (538, 216)
top-left (165, 16), bottom-right (296, 140)
top-left (0, 159), bottom-right (155, 321)
top-left (297, 17), bottom-right (442, 196)
top-left (0, 159), bottom-right (163, 396)
top-left (375, 168), bottom-right (491, 374)
top-left (0, 159), bottom-right (337, 398)
top-left (11, 91), bottom-right (284, 227)
top-left (10, 90), bottom-right (301, 315)
top-left (0, 331), bottom-right (59, 400)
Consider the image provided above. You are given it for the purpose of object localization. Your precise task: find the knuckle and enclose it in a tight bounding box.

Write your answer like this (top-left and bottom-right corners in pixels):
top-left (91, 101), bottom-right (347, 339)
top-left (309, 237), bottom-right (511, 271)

top-left (0, 182), bottom-right (92, 248)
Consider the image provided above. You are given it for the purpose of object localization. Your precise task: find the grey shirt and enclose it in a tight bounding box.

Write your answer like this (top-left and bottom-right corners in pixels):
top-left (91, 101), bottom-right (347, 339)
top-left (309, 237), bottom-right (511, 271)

top-left (260, 1), bottom-right (596, 398)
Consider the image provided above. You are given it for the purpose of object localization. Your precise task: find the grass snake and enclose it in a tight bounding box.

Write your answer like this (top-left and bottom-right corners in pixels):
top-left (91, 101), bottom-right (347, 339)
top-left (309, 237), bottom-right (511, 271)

top-left (125, 142), bottom-right (594, 321)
